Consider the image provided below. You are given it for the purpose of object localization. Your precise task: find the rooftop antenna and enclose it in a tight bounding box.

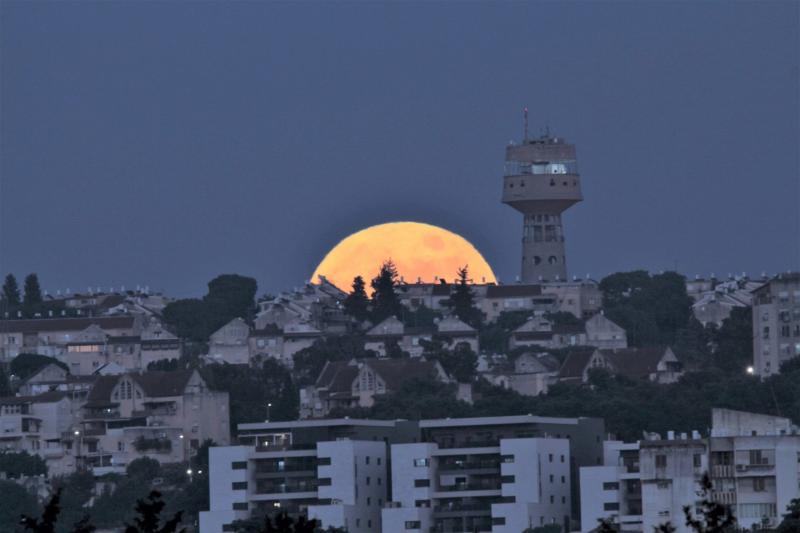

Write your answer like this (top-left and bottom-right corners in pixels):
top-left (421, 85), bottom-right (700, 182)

top-left (523, 106), bottom-right (529, 141)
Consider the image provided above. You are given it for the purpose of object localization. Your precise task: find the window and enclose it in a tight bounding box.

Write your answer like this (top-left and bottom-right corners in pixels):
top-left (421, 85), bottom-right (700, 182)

top-left (368, 520), bottom-right (372, 528)
top-left (366, 476), bottom-right (371, 485)
top-left (367, 497), bottom-right (371, 506)
top-left (404, 521), bottom-right (421, 530)
top-left (317, 457), bottom-right (332, 466)
top-left (318, 478), bottom-right (332, 486)
top-left (231, 482), bottom-right (247, 490)
top-left (693, 454), bottom-right (702, 468)
top-left (562, 496), bottom-right (566, 504)
top-left (356, 519), bottom-right (360, 527)
top-left (753, 478), bottom-right (766, 492)
top-left (604, 502), bottom-right (620, 511)
top-left (378, 477), bottom-right (382, 485)
top-left (492, 517), bottom-right (506, 526)
top-left (549, 454), bottom-right (554, 462)
top-left (549, 474), bottom-right (554, 482)
top-left (365, 456), bottom-right (370, 465)
top-left (655, 455), bottom-right (667, 468)
top-left (415, 500), bottom-right (429, 507)
top-left (560, 454), bottom-right (565, 463)
top-left (501, 475), bottom-right (515, 483)
top-left (232, 461), bottom-right (247, 470)
top-left (377, 457), bottom-right (382, 465)
top-left (414, 479), bottom-right (430, 487)
top-left (603, 482), bottom-right (619, 490)
top-left (561, 475), bottom-right (566, 483)
top-left (232, 502), bottom-right (248, 510)
top-left (413, 458), bottom-right (429, 467)
top-left (550, 495), bottom-right (554, 504)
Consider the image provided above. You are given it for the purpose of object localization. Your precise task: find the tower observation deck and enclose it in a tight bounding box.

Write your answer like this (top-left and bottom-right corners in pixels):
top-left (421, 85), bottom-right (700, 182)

top-left (501, 132), bottom-right (583, 283)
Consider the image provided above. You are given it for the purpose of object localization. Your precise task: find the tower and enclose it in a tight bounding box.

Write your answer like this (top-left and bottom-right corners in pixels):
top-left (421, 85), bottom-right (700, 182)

top-left (501, 127), bottom-right (583, 283)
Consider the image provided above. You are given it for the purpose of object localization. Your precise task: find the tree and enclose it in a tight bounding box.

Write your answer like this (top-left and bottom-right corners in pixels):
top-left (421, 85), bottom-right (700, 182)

top-left (777, 497), bottom-right (800, 532)
top-left (599, 271), bottom-right (692, 347)
top-left (370, 261), bottom-right (402, 323)
top-left (23, 274), bottom-right (43, 312)
top-left (9, 353), bottom-right (68, 382)
top-left (0, 450), bottom-right (48, 478)
top-left (446, 266), bottom-right (483, 328)
top-left (682, 474), bottom-right (736, 533)
top-left (126, 457), bottom-right (161, 483)
top-left (343, 276), bottom-right (369, 322)
top-left (421, 339), bottom-right (477, 382)
top-left (124, 491), bottom-right (185, 533)
top-left (19, 489), bottom-right (95, 533)
top-left (2, 273), bottom-right (21, 309)
top-left (709, 307), bottom-right (753, 373)
top-left (230, 512), bottom-right (321, 533)
top-left (0, 479), bottom-right (40, 531)
top-left (0, 366), bottom-right (12, 396)
top-left (479, 310), bottom-right (531, 354)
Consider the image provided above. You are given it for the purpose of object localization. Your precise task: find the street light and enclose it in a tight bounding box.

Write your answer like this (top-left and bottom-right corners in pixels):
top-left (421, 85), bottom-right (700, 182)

top-left (267, 403), bottom-right (272, 421)
top-left (746, 366), bottom-right (755, 375)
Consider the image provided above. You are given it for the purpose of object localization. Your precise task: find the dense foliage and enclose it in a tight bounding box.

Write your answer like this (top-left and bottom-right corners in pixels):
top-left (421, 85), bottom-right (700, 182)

top-left (162, 274), bottom-right (257, 342)
top-left (10, 353), bottom-right (68, 381)
top-left (0, 450), bottom-right (48, 478)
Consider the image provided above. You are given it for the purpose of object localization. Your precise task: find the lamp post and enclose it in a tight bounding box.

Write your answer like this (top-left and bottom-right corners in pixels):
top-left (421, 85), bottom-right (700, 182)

top-left (267, 402), bottom-right (272, 421)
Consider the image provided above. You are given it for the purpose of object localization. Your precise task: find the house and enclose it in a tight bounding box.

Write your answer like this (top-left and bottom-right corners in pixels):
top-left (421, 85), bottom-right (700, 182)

top-left (0, 316), bottom-right (143, 362)
top-left (70, 369), bottom-right (230, 475)
top-left (0, 391), bottom-right (76, 475)
top-left (584, 313), bottom-right (628, 349)
top-left (248, 321), bottom-right (324, 368)
top-left (558, 347), bottom-right (683, 385)
top-left (365, 316), bottom-right (478, 358)
top-left (300, 358), bottom-right (451, 418)
top-left (208, 318), bottom-right (250, 365)
top-left (482, 352), bottom-right (561, 397)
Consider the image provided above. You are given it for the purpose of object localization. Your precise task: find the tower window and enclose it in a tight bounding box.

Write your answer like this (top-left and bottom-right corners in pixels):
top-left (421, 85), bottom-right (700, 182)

top-left (533, 256), bottom-right (542, 265)
top-left (548, 256), bottom-right (558, 264)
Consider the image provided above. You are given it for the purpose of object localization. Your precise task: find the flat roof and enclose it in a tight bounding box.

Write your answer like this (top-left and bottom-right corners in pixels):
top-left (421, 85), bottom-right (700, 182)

top-left (238, 418), bottom-right (403, 432)
top-left (420, 414), bottom-right (586, 428)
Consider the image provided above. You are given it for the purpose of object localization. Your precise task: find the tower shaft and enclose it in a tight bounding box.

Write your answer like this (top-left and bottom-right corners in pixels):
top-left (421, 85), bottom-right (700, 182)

top-left (501, 133), bottom-right (583, 283)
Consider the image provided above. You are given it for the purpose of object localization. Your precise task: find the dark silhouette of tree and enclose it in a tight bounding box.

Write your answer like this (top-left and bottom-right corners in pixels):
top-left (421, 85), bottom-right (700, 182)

top-left (446, 266), bottom-right (483, 328)
top-left (20, 489), bottom-right (95, 533)
top-left (370, 260), bottom-right (402, 323)
top-left (2, 273), bottom-right (21, 310)
top-left (23, 273), bottom-right (43, 311)
top-left (343, 276), bottom-right (369, 322)
top-left (778, 497), bottom-right (800, 532)
top-left (231, 511), bottom-right (328, 532)
top-left (0, 450), bottom-right (48, 478)
top-left (124, 491), bottom-right (185, 533)
top-left (0, 366), bottom-right (12, 396)
top-left (595, 517), bottom-right (618, 532)
top-left (683, 474), bottom-right (736, 533)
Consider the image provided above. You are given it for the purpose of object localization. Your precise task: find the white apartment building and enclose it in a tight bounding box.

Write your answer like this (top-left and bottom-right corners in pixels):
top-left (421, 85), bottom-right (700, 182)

top-left (383, 437), bottom-right (571, 533)
top-left (579, 440), bottom-right (643, 532)
top-left (200, 419), bottom-right (417, 533)
top-left (383, 415), bottom-right (603, 533)
top-left (580, 408), bottom-right (800, 532)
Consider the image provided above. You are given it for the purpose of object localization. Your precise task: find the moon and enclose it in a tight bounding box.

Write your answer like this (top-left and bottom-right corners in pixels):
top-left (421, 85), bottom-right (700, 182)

top-left (311, 221), bottom-right (497, 291)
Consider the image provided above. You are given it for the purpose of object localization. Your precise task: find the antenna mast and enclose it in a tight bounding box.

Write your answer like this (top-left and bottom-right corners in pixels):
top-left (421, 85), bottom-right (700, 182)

top-left (523, 106), bottom-right (529, 141)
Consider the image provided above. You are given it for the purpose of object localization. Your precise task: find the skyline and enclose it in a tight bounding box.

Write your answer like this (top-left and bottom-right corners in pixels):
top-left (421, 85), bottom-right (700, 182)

top-left (1, 2), bottom-right (799, 297)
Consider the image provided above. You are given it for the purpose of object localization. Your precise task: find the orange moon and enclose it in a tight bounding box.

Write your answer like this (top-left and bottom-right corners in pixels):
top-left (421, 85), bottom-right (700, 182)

top-left (311, 221), bottom-right (497, 291)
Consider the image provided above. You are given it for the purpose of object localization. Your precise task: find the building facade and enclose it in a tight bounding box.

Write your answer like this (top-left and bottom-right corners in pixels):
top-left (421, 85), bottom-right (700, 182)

top-left (751, 272), bottom-right (800, 376)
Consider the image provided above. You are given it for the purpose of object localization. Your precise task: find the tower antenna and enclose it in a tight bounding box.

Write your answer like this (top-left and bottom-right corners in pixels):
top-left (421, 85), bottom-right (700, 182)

top-left (523, 106), bottom-right (529, 141)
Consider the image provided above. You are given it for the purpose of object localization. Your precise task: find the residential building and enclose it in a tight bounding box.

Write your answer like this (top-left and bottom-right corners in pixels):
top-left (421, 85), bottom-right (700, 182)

top-left (708, 408), bottom-right (800, 530)
top-left (383, 415), bottom-right (604, 532)
top-left (68, 369), bottom-right (230, 475)
top-left (365, 316), bottom-right (478, 358)
top-left (579, 408), bottom-right (800, 532)
top-left (0, 316), bottom-right (143, 362)
top-left (558, 347), bottom-right (683, 385)
top-left (208, 318), bottom-right (251, 365)
top-left (299, 358), bottom-right (452, 419)
top-left (751, 272), bottom-right (800, 376)
top-left (200, 418), bottom-right (418, 533)
top-left (480, 352), bottom-right (561, 397)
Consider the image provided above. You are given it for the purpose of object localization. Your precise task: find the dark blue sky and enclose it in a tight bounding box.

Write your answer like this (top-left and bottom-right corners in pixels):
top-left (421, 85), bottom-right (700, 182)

top-left (2, 2), bottom-right (798, 297)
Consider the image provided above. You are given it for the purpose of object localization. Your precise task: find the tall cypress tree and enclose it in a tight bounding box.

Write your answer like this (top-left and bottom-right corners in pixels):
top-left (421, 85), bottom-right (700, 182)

top-left (2, 274), bottom-right (21, 309)
top-left (370, 260), bottom-right (402, 323)
top-left (343, 276), bottom-right (369, 322)
top-left (23, 274), bottom-right (43, 310)
top-left (447, 266), bottom-right (483, 328)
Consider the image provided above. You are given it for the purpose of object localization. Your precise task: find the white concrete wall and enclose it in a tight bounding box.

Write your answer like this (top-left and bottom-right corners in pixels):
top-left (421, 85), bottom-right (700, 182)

top-left (200, 446), bottom-right (250, 533)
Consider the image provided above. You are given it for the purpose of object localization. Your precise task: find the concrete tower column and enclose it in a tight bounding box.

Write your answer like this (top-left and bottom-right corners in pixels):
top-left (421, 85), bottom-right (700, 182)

top-left (501, 133), bottom-right (583, 283)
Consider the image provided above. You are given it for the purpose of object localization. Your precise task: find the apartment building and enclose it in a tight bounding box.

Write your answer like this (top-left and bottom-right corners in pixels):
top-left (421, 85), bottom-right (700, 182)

top-left (365, 316), bottom-right (478, 358)
top-left (579, 408), bottom-right (800, 532)
top-left (383, 415), bottom-right (604, 532)
top-left (708, 408), bottom-right (800, 530)
top-left (67, 369), bottom-right (230, 475)
top-left (752, 272), bottom-right (800, 376)
top-left (0, 391), bottom-right (75, 475)
top-left (200, 419), bottom-right (418, 533)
